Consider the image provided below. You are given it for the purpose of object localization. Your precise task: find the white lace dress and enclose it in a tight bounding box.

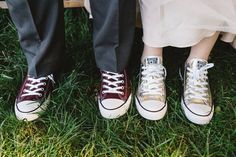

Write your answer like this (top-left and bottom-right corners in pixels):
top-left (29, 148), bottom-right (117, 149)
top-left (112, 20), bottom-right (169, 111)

top-left (84, 0), bottom-right (236, 48)
top-left (139, 0), bottom-right (236, 48)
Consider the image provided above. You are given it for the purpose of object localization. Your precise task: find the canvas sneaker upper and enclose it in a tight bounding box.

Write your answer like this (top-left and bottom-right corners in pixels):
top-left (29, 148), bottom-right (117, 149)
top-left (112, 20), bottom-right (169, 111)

top-left (15, 74), bottom-right (55, 121)
top-left (135, 56), bottom-right (167, 120)
top-left (180, 58), bottom-right (214, 124)
top-left (98, 70), bottom-right (132, 119)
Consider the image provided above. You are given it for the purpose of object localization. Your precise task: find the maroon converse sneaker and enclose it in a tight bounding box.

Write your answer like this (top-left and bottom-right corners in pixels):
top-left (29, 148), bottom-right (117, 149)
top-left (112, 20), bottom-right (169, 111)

top-left (98, 70), bottom-right (132, 119)
top-left (15, 74), bottom-right (55, 121)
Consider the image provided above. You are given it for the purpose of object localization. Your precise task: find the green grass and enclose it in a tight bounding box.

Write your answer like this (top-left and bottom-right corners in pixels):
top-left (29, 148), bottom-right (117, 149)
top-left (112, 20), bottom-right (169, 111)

top-left (1, 8), bottom-right (236, 157)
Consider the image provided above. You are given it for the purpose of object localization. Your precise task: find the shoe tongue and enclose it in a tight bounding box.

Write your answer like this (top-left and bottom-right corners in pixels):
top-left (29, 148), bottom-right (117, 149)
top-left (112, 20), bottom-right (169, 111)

top-left (189, 59), bottom-right (207, 70)
top-left (143, 56), bottom-right (162, 66)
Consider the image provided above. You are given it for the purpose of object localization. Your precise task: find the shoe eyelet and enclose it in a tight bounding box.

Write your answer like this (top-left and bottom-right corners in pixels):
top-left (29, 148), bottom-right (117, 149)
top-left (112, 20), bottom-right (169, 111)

top-left (43, 83), bottom-right (46, 86)
top-left (121, 74), bottom-right (124, 77)
top-left (121, 92), bottom-right (124, 95)
top-left (121, 80), bottom-right (124, 83)
top-left (121, 86), bottom-right (124, 89)
top-left (41, 88), bottom-right (44, 91)
top-left (39, 94), bottom-right (42, 97)
top-left (102, 91), bottom-right (105, 94)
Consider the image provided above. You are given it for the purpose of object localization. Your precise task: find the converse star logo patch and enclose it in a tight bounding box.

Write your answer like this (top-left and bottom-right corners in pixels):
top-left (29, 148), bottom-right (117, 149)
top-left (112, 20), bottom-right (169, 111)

top-left (197, 61), bottom-right (206, 69)
top-left (147, 58), bottom-right (158, 65)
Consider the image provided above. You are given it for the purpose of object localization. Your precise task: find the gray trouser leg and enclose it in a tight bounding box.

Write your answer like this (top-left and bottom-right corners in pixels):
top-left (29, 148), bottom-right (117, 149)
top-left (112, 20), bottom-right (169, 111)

top-left (90, 0), bottom-right (136, 73)
top-left (6, 0), bottom-right (65, 78)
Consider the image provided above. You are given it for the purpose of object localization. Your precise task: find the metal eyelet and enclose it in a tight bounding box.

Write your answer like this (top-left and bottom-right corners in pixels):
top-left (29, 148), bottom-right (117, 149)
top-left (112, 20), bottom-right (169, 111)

top-left (41, 88), bottom-right (44, 91)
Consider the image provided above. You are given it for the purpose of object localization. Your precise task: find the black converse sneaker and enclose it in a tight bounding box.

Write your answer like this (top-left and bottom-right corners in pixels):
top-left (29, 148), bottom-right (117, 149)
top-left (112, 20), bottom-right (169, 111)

top-left (15, 74), bottom-right (55, 121)
top-left (180, 58), bottom-right (214, 125)
top-left (135, 56), bottom-right (167, 120)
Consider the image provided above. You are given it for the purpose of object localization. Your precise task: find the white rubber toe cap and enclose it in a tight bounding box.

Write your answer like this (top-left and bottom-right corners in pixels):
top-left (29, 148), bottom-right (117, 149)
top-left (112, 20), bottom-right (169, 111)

top-left (187, 103), bottom-right (212, 116)
top-left (181, 99), bottom-right (214, 125)
top-left (100, 99), bottom-right (125, 110)
top-left (135, 97), bottom-right (167, 121)
top-left (15, 100), bottom-right (47, 121)
top-left (99, 94), bottom-right (132, 119)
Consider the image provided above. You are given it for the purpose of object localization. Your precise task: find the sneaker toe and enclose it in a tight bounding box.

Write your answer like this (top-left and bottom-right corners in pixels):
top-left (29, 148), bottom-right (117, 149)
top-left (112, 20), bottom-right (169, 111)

top-left (16, 101), bottom-right (42, 113)
top-left (187, 103), bottom-right (213, 116)
top-left (138, 100), bottom-right (166, 112)
top-left (135, 97), bottom-right (167, 120)
top-left (15, 101), bottom-right (46, 121)
top-left (100, 99), bottom-right (125, 110)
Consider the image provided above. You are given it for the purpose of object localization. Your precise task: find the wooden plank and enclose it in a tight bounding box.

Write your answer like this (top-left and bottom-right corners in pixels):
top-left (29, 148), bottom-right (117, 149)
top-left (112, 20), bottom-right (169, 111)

top-left (64, 0), bottom-right (84, 8)
top-left (0, 0), bottom-right (84, 9)
top-left (0, 0), bottom-right (141, 27)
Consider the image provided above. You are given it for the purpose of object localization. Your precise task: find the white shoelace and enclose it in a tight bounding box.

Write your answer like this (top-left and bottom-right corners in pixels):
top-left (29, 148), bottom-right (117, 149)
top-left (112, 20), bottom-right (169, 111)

top-left (102, 71), bottom-right (124, 95)
top-left (140, 64), bottom-right (166, 96)
top-left (185, 63), bottom-right (214, 101)
top-left (21, 75), bottom-right (54, 97)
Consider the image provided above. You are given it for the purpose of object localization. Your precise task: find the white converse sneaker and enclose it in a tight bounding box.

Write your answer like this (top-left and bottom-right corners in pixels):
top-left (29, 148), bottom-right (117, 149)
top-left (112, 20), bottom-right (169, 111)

top-left (135, 56), bottom-right (167, 120)
top-left (180, 58), bottom-right (214, 125)
top-left (15, 74), bottom-right (55, 121)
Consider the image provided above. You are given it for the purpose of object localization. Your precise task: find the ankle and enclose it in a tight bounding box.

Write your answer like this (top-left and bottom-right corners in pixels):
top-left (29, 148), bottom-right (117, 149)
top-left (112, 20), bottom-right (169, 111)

top-left (142, 46), bottom-right (163, 61)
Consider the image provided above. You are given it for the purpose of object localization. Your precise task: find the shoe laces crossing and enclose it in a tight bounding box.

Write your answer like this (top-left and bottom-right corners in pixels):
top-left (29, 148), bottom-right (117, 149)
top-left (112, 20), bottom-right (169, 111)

top-left (140, 64), bottom-right (166, 96)
top-left (186, 63), bottom-right (214, 101)
top-left (21, 75), bottom-right (54, 97)
top-left (102, 71), bottom-right (124, 95)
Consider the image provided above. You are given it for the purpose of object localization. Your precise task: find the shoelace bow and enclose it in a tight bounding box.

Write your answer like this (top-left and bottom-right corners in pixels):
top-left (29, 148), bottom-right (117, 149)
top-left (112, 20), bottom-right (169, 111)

top-left (186, 63), bottom-right (214, 101)
top-left (102, 71), bottom-right (124, 95)
top-left (21, 75), bottom-right (55, 97)
top-left (140, 64), bottom-right (166, 96)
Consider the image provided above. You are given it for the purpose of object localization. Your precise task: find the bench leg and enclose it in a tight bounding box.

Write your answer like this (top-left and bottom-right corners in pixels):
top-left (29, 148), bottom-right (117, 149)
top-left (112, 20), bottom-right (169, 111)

top-left (6, 0), bottom-right (65, 77)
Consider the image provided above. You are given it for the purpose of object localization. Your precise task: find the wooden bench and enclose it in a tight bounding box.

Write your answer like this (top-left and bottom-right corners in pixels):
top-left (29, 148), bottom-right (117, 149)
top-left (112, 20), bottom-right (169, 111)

top-left (0, 0), bottom-right (85, 9)
top-left (0, 0), bottom-right (142, 27)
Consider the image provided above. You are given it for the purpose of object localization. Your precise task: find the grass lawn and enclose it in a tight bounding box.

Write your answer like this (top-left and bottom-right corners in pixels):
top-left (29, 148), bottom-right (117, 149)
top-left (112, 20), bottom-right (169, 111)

top-left (0, 8), bottom-right (236, 157)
